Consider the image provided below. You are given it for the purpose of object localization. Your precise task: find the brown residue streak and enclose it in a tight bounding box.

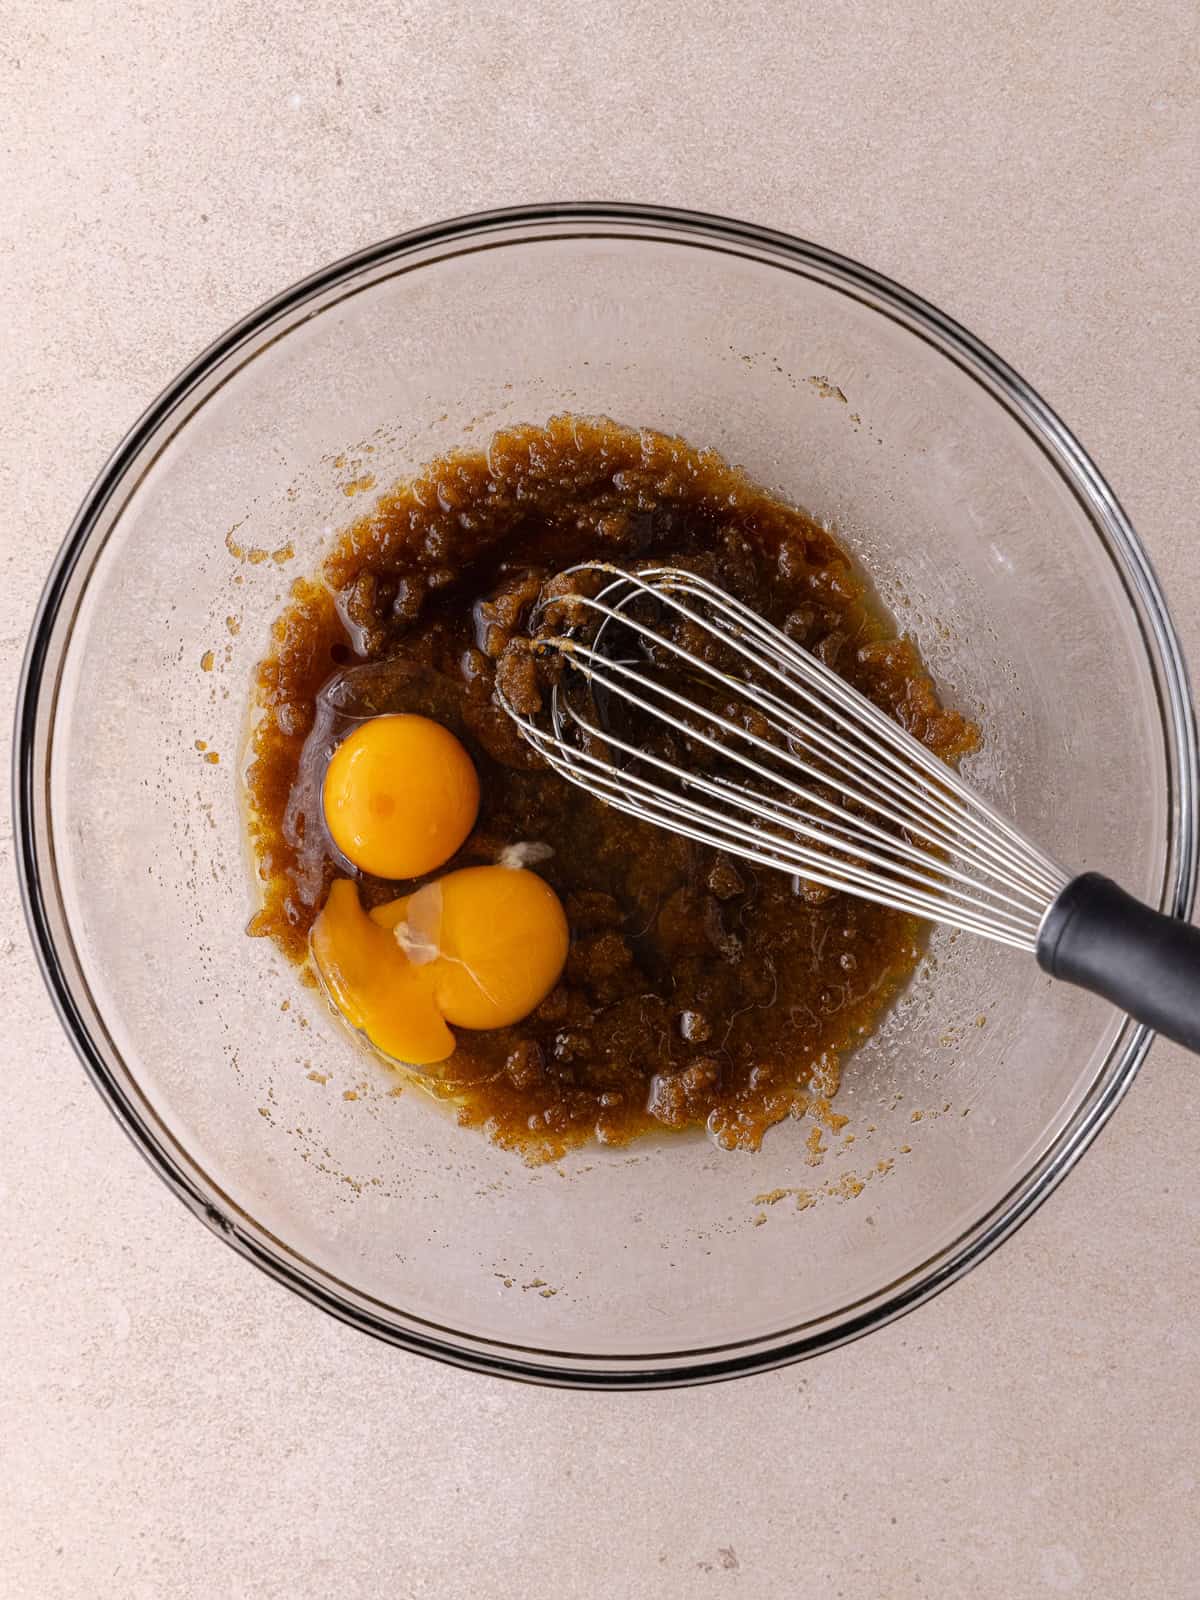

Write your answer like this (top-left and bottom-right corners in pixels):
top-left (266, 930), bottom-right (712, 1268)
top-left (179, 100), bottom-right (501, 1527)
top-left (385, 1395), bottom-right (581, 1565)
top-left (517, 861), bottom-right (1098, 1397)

top-left (518, 1277), bottom-right (559, 1298)
top-left (811, 1098), bottom-right (849, 1133)
top-left (752, 1144), bottom-right (903, 1222)
top-left (342, 474), bottom-right (376, 498)
top-left (225, 527), bottom-right (274, 565)
top-left (830, 1171), bottom-right (864, 1199)
top-left (807, 375), bottom-right (848, 403)
top-left (755, 1186), bottom-right (817, 1212)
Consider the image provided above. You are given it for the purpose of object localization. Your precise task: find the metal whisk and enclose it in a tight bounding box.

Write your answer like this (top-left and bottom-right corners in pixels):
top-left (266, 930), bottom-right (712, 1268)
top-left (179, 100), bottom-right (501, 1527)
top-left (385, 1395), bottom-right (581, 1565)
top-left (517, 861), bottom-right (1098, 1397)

top-left (498, 562), bottom-right (1200, 1053)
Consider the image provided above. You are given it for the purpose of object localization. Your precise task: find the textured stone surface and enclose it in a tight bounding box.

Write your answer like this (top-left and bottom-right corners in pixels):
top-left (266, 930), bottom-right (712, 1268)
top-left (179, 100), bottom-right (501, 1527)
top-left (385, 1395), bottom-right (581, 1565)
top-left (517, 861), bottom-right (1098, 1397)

top-left (2, 2), bottom-right (1198, 1595)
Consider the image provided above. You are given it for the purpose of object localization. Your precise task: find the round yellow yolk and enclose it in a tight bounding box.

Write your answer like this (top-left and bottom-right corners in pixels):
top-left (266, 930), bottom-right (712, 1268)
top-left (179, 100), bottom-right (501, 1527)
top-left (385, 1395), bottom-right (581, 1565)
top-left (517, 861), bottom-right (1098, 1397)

top-left (322, 714), bottom-right (479, 880)
top-left (372, 866), bottom-right (569, 1031)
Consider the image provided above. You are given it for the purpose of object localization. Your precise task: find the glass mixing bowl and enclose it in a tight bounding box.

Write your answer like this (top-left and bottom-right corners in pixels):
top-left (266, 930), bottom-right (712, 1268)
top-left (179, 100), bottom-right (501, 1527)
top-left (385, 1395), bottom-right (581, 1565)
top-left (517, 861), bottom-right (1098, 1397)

top-left (16, 205), bottom-right (1196, 1386)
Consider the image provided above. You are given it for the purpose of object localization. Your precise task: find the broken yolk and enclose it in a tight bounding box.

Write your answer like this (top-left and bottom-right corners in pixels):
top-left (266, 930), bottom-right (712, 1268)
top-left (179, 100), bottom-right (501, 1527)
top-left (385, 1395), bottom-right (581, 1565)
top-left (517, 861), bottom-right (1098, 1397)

top-left (372, 866), bottom-right (570, 1030)
top-left (309, 878), bottom-right (453, 1065)
top-left (310, 866), bottom-right (568, 1066)
top-left (322, 714), bottom-right (479, 880)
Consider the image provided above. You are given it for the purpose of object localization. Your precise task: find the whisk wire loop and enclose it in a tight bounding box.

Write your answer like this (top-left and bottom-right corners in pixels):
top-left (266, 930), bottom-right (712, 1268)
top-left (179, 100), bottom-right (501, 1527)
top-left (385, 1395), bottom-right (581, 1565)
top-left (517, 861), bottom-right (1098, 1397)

top-left (500, 563), bottom-right (1070, 953)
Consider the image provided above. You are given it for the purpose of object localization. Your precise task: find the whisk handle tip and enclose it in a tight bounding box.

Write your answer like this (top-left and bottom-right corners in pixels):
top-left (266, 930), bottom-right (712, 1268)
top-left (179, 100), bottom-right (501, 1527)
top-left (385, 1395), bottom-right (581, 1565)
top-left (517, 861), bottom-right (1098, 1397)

top-left (1037, 872), bottom-right (1200, 1054)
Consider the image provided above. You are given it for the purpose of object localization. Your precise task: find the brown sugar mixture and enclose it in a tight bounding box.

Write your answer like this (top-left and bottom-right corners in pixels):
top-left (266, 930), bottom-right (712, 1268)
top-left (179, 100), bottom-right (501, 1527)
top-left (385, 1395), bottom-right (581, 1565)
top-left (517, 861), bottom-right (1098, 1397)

top-left (246, 416), bottom-right (976, 1161)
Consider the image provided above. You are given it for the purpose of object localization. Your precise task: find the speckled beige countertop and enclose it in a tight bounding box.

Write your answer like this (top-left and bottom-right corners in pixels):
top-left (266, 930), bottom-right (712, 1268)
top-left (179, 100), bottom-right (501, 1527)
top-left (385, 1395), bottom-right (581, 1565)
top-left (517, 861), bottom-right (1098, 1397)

top-left (3, 4), bottom-right (1198, 1596)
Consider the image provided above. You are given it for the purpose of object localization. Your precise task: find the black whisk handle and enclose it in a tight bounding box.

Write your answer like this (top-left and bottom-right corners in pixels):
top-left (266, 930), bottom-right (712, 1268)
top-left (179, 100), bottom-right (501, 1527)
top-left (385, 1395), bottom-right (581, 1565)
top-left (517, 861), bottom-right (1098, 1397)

top-left (1037, 872), bottom-right (1200, 1053)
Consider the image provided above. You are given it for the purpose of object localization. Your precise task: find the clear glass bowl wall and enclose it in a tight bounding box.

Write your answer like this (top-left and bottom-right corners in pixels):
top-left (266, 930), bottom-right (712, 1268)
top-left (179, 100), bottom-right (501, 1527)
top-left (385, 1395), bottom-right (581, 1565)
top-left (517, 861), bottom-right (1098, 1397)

top-left (19, 209), bottom-right (1194, 1384)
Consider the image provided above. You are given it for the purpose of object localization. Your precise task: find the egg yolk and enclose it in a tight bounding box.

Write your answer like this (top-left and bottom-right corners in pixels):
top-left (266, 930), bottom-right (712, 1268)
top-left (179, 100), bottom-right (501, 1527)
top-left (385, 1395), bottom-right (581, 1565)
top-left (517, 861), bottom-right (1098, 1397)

top-left (310, 866), bottom-right (568, 1066)
top-left (372, 866), bottom-right (570, 1030)
top-left (309, 878), bottom-right (454, 1065)
top-left (322, 714), bottom-right (479, 880)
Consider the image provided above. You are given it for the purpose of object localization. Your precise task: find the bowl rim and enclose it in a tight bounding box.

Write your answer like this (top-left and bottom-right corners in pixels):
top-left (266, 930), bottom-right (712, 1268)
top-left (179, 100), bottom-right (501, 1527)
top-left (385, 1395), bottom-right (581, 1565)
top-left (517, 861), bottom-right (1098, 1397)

top-left (14, 202), bottom-right (1198, 1388)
